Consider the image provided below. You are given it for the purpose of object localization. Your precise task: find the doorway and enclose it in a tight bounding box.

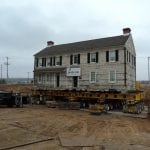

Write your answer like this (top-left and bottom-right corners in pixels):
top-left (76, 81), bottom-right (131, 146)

top-left (73, 76), bottom-right (78, 87)
top-left (56, 73), bottom-right (60, 87)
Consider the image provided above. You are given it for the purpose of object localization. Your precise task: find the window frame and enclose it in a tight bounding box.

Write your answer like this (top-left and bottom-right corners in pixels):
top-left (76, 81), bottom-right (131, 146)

top-left (90, 53), bottom-right (97, 63)
top-left (55, 56), bottom-right (61, 66)
top-left (90, 72), bottom-right (96, 83)
top-left (70, 54), bottom-right (80, 65)
top-left (109, 70), bottom-right (116, 83)
top-left (46, 74), bottom-right (49, 82)
top-left (73, 54), bottom-right (79, 64)
top-left (109, 51), bottom-right (116, 62)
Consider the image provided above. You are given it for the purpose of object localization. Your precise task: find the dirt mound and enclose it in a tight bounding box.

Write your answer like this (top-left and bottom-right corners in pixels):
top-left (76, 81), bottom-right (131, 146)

top-left (0, 84), bottom-right (33, 95)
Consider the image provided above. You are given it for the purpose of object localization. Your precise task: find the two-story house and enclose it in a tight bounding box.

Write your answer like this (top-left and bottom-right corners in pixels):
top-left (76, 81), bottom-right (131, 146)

top-left (34, 28), bottom-right (136, 92)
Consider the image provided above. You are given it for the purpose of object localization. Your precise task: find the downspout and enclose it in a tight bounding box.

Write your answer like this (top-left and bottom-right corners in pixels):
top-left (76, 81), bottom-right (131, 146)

top-left (124, 47), bottom-right (127, 87)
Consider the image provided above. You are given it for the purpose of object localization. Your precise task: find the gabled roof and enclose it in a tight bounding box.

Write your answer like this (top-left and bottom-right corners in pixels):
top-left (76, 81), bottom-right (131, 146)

top-left (34, 35), bottom-right (130, 57)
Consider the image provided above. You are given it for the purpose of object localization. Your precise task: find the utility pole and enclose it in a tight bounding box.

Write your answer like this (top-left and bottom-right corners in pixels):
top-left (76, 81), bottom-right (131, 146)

top-left (27, 72), bottom-right (30, 83)
top-left (4, 57), bottom-right (10, 83)
top-left (148, 57), bottom-right (150, 83)
top-left (1, 64), bottom-right (2, 79)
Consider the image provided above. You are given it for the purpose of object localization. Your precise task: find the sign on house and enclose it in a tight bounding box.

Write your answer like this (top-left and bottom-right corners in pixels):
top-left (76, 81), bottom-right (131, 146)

top-left (66, 68), bottom-right (81, 76)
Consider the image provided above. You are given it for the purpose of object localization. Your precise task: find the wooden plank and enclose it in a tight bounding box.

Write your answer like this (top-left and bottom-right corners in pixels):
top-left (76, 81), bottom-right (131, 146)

top-left (59, 133), bottom-right (96, 147)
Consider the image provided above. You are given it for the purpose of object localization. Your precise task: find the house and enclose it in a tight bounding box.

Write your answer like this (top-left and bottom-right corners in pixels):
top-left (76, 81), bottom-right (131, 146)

top-left (33, 28), bottom-right (136, 92)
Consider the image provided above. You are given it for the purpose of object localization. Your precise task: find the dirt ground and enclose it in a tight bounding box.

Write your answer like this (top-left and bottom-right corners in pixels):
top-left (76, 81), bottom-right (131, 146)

top-left (0, 106), bottom-right (149, 150)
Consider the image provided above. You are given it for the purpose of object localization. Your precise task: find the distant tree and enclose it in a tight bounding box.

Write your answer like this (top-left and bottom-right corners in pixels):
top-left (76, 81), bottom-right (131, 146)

top-left (0, 79), bottom-right (6, 84)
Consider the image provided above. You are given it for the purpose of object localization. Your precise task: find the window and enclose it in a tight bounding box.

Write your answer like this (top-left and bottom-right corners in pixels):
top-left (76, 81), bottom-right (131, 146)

top-left (46, 74), bottom-right (49, 82)
top-left (132, 55), bottom-right (134, 66)
top-left (109, 51), bottom-right (116, 62)
top-left (126, 50), bottom-right (129, 62)
top-left (70, 54), bottom-right (80, 65)
top-left (87, 52), bottom-right (98, 63)
top-left (42, 58), bottom-right (46, 67)
top-left (109, 71), bottom-right (116, 82)
top-left (55, 56), bottom-right (62, 66)
top-left (74, 55), bottom-right (79, 64)
top-left (91, 53), bottom-right (96, 62)
top-left (90, 72), bottom-right (96, 83)
top-left (106, 50), bottom-right (118, 62)
top-left (134, 56), bottom-right (136, 66)
top-left (129, 52), bottom-right (131, 63)
top-left (47, 57), bottom-right (53, 66)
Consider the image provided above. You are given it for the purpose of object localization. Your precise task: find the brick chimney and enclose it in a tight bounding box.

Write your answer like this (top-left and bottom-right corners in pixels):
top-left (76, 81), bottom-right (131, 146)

top-left (47, 41), bottom-right (54, 47)
top-left (123, 28), bottom-right (131, 35)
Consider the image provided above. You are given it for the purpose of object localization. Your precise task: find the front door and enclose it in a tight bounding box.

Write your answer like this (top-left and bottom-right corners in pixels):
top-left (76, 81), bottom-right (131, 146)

top-left (56, 73), bottom-right (60, 87)
top-left (73, 76), bottom-right (78, 87)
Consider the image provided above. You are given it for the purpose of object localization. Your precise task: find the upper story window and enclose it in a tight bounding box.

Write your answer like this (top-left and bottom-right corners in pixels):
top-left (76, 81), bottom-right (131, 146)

top-left (126, 50), bottom-right (136, 66)
top-left (47, 56), bottom-right (62, 66)
top-left (74, 55), bottom-right (79, 64)
top-left (129, 52), bottom-right (131, 63)
top-left (91, 53), bottom-right (96, 62)
top-left (70, 54), bottom-right (80, 65)
top-left (42, 58), bottom-right (46, 67)
top-left (134, 56), bottom-right (136, 66)
top-left (109, 51), bottom-right (116, 62)
top-left (87, 52), bottom-right (98, 63)
top-left (126, 50), bottom-right (129, 62)
top-left (106, 50), bottom-right (119, 62)
top-left (56, 56), bottom-right (62, 66)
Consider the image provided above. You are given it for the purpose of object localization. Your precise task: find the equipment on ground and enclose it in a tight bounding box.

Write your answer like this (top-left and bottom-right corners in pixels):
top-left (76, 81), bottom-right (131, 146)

top-left (0, 91), bottom-right (23, 107)
top-left (32, 82), bottom-right (144, 114)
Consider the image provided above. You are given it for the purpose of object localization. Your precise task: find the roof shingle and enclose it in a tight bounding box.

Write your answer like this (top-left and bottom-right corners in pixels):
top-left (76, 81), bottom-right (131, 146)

top-left (34, 35), bottom-right (129, 57)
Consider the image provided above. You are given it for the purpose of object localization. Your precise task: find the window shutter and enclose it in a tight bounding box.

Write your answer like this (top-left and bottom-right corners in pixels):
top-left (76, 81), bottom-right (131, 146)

top-left (70, 55), bottom-right (73, 65)
top-left (96, 52), bottom-right (98, 63)
top-left (78, 54), bottom-right (80, 64)
top-left (37, 58), bottom-right (39, 67)
top-left (45, 58), bottom-right (46, 66)
top-left (60, 56), bottom-right (62, 65)
top-left (35, 58), bottom-right (38, 67)
top-left (106, 51), bottom-right (109, 62)
top-left (87, 53), bottom-right (90, 63)
top-left (116, 50), bottom-right (119, 61)
top-left (42, 58), bottom-right (44, 66)
top-left (50, 57), bottom-right (52, 66)
top-left (53, 57), bottom-right (55, 66)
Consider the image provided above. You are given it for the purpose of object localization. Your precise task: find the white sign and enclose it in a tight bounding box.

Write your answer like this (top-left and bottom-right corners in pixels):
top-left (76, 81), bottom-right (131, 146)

top-left (67, 68), bottom-right (81, 76)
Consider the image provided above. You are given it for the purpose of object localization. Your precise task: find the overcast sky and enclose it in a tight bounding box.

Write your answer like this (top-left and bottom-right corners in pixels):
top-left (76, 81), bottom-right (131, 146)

top-left (0, 0), bottom-right (150, 80)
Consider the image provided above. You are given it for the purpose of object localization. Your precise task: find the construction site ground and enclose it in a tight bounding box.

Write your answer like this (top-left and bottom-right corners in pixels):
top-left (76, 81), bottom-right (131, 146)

top-left (0, 105), bottom-right (149, 150)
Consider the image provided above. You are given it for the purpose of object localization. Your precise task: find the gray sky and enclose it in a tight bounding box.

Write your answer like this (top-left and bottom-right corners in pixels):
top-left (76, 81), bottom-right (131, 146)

top-left (0, 0), bottom-right (150, 80)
